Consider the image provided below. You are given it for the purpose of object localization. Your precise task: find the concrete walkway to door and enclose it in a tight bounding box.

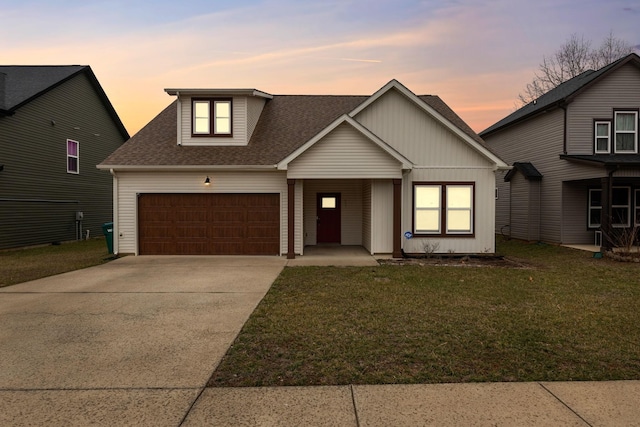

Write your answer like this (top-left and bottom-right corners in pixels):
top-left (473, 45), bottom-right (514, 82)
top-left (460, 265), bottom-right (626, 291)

top-left (0, 255), bottom-right (286, 425)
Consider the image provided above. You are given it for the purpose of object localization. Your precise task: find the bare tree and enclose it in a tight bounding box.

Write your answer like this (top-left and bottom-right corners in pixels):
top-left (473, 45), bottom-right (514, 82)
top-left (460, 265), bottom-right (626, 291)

top-left (518, 33), bottom-right (636, 105)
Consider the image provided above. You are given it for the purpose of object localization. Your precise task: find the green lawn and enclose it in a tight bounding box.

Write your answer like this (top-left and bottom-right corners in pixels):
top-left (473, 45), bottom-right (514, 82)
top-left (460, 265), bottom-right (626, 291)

top-left (0, 239), bottom-right (113, 287)
top-left (209, 238), bottom-right (640, 386)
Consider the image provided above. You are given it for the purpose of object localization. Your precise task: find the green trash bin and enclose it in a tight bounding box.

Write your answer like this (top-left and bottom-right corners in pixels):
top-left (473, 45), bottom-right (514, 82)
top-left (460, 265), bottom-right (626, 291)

top-left (102, 222), bottom-right (114, 254)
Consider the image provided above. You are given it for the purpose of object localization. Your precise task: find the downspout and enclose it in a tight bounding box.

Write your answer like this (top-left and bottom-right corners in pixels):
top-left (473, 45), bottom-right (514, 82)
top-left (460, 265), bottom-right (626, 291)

top-left (110, 168), bottom-right (119, 256)
top-left (176, 91), bottom-right (182, 146)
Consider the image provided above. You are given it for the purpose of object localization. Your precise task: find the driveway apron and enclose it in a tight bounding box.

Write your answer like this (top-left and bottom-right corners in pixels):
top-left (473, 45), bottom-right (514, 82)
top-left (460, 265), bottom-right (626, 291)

top-left (0, 255), bottom-right (285, 426)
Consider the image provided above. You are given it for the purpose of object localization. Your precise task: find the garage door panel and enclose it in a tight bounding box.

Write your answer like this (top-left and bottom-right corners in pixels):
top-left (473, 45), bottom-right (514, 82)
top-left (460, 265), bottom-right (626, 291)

top-left (138, 193), bottom-right (280, 255)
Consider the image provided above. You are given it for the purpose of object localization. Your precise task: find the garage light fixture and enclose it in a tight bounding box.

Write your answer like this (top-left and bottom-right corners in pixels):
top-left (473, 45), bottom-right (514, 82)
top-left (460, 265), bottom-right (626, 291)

top-left (204, 176), bottom-right (211, 186)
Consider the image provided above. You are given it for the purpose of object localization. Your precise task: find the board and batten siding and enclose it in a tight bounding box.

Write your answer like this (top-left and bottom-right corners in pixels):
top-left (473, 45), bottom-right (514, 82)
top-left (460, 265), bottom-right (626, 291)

top-left (302, 179), bottom-right (363, 246)
top-left (354, 88), bottom-right (489, 167)
top-left (567, 63), bottom-right (640, 154)
top-left (483, 109), bottom-right (565, 243)
top-left (401, 167), bottom-right (498, 254)
top-left (287, 123), bottom-right (402, 179)
top-left (362, 180), bottom-right (372, 253)
top-left (113, 170), bottom-right (290, 255)
top-left (179, 96), bottom-right (249, 146)
top-left (0, 72), bottom-right (125, 249)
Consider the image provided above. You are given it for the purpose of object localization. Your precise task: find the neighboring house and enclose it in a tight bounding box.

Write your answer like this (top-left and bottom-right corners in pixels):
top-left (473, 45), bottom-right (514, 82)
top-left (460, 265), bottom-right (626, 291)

top-left (0, 66), bottom-right (129, 249)
top-left (480, 53), bottom-right (640, 248)
top-left (98, 80), bottom-right (508, 257)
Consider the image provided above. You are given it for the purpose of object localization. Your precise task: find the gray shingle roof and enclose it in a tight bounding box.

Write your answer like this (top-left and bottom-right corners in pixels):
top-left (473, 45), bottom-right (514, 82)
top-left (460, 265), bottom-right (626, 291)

top-left (560, 154), bottom-right (640, 166)
top-left (504, 162), bottom-right (543, 181)
top-left (0, 65), bottom-right (86, 112)
top-left (101, 92), bottom-right (488, 167)
top-left (480, 53), bottom-right (640, 136)
top-left (0, 65), bottom-right (129, 140)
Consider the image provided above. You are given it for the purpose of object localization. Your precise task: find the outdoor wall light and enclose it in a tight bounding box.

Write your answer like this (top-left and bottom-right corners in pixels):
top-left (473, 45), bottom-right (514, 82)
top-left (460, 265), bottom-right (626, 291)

top-left (204, 176), bottom-right (211, 186)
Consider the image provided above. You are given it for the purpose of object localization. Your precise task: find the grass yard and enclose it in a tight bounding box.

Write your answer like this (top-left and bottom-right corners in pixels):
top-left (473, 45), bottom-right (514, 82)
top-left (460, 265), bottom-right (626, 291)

top-left (0, 239), bottom-right (113, 287)
top-left (209, 238), bottom-right (640, 386)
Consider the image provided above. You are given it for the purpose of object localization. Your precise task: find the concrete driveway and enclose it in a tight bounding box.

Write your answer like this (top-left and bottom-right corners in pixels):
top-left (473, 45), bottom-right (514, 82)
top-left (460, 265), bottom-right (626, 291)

top-left (0, 255), bottom-right (286, 425)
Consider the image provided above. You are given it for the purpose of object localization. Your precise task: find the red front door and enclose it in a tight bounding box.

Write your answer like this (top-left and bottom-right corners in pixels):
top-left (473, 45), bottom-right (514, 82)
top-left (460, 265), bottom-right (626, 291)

top-left (317, 193), bottom-right (341, 243)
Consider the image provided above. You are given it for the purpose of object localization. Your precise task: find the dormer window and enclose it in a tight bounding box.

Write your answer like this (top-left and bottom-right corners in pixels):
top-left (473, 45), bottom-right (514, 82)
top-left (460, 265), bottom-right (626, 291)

top-left (192, 98), bottom-right (232, 137)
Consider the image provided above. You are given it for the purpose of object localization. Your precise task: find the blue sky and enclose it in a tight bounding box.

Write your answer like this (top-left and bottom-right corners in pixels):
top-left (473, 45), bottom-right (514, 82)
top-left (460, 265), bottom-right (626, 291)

top-left (3, 0), bottom-right (639, 134)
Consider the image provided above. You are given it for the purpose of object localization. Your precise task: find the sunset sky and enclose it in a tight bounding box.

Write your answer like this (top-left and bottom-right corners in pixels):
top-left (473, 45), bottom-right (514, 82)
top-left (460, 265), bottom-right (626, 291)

top-left (3, 0), bottom-right (639, 136)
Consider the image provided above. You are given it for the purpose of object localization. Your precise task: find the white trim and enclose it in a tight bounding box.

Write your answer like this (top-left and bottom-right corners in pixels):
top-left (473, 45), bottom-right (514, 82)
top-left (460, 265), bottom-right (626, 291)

top-left (97, 165), bottom-right (277, 171)
top-left (66, 139), bottom-right (79, 174)
top-left (594, 120), bottom-right (611, 154)
top-left (276, 114), bottom-right (413, 170)
top-left (635, 189), bottom-right (640, 227)
top-left (614, 111), bottom-right (638, 154)
top-left (612, 186), bottom-right (631, 228)
top-left (588, 188), bottom-right (602, 228)
top-left (349, 80), bottom-right (509, 169)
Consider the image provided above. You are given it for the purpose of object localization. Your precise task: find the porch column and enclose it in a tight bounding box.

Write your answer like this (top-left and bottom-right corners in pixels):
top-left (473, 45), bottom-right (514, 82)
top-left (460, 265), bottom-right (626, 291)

top-left (392, 179), bottom-right (402, 258)
top-left (601, 176), bottom-right (612, 251)
top-left (287, 179), bottom-right (296, 259)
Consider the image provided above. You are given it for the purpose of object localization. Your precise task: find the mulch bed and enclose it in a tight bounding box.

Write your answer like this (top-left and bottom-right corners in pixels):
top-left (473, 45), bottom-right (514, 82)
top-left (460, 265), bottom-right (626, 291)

top-left (378, 255), bottom-right (531, 268)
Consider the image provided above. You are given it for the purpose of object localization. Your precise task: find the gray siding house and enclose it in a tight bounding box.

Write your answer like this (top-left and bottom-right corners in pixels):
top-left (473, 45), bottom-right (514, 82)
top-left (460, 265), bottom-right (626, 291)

top-left (0, 66), bottom-right (129, 249)
top-left (480, 53), bottom-right (640, 248)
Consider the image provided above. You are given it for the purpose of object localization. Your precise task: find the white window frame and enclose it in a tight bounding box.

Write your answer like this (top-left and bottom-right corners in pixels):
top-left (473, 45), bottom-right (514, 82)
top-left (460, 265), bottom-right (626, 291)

top-left (614, 111), bottom-right (638, 153)
top-left (66, 139), bottom-right (79, 174)
top-left (588, 188), bottom-right (602, 228)
top-left (594, 121), bottom-right (611, 154)
top-left (612, 186), bottom-right (631, 228)
top-left (413, 183), bottom-right (474, 236)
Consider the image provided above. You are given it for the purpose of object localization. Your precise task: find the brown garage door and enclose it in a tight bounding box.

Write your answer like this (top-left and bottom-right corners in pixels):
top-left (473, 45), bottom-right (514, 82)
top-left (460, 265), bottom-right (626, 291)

top-left (138, 193), bottom-right (280, 255)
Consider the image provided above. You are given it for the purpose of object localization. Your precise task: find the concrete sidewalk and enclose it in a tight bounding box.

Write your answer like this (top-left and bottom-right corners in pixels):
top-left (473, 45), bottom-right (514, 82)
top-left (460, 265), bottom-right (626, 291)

top-left (183, 381), bottom-right (640, 426)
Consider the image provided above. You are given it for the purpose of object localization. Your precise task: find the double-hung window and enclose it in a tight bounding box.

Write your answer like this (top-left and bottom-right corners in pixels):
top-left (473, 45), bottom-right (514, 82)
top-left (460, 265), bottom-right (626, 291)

top-left (612, 186), bottom-right (631, 227)
top-left (588, 189), bottom-right (602, 228)
top-left (414, 183), bottom-right (474, 236)
top-left (614, 111), bottom-right (638, 153)
top-left (192, 98), bottom-right (232, 136)
top-left (635, 189), bottom-right (640, 226)
top-left (594, 121), bottom-right (611, 153)
top-left (67, 139), bottom-right (79, 174)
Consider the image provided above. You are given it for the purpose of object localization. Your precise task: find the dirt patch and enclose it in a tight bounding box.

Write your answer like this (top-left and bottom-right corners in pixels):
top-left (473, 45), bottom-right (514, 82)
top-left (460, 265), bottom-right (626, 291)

top-left (378, 255), bottom-right (532, 268)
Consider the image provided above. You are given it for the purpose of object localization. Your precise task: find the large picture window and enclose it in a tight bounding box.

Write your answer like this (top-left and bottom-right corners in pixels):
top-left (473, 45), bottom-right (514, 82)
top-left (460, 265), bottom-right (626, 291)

top-left (614, 111), bottom-right (638, 153)
top-left (414, 183), bottom-right (474, 236)
top-left (192, 98), bottom-right (232, 137)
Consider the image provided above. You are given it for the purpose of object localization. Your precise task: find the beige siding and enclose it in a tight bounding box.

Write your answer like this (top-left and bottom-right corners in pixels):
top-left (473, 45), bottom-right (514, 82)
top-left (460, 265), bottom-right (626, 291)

top-left (362, 180), bottom-right (372, 253)
top-left (114, 170), bottom-right (288, 255)
top-left (302, 180), bottom-right (363, 246)
top-left (371, 179), bottom-right (394, 253)
top-left (568, 64), bottom-right (640, 154)
top-left (179, 96), bottom-right (248, 146)
top-left (401, 167), bottom-right (497, 254)
top-left (247, 96), bottom-right (266, 141)
top-left (288, 123), bottom-right (402, 179)
top-left (354, 88), bottom-right (490, 167)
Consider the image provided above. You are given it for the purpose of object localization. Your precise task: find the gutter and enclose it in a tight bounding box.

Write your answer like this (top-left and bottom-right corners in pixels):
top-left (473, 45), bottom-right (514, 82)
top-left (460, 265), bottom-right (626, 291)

top-left (97, 164), bottom-right (278, 171)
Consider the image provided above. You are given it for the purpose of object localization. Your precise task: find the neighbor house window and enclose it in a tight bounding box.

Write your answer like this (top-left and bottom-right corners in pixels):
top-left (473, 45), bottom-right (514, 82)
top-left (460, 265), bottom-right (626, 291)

top-left (192, 98), bottom-right (232, 136)
top-left (67, 139), bottom-right (79, 174)
top-left (612, 186), bottom-right (631, 227)
top-left (414, 183), bottom-right (474, 236)
top-left (614, 111), bottom-right (638, 153)
top-left (588, 188), bottom-right (602, 228)
top-left (594, 121), bottom-right (611, 153)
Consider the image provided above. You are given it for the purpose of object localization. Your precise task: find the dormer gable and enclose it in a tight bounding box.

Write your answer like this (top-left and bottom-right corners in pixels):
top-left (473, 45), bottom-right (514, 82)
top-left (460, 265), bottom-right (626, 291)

top-left (165, 88), bottom-right (272, 146)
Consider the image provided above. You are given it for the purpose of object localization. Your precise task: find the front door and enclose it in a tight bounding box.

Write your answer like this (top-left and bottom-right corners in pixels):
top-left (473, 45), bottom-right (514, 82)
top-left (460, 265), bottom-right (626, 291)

top-left (317, 193), bottom-right (341, 243)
